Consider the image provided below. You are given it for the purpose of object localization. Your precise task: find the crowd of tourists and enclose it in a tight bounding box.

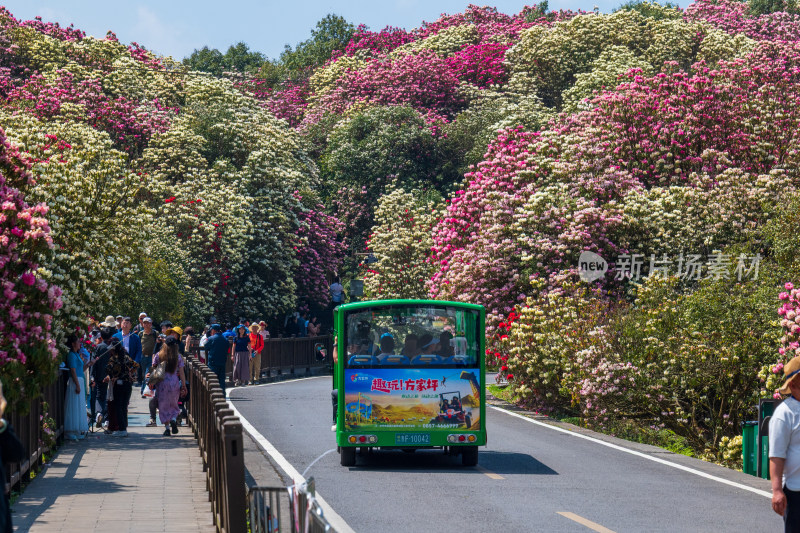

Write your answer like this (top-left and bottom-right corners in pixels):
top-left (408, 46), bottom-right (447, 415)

top-left (61, 307), bottom-right (332, 440)
top-left (62, 314), bottom-right (194, 439)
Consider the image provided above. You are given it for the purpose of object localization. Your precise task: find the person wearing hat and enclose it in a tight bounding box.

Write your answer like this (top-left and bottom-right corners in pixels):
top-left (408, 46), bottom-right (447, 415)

top-left (134, 312), bottom-right (148, 334)
top-left (771, 356), bottom-right (800, 529)
top-left (420, 335), bottom-right (441, 356)
top-left (138, 317), bottom-right (158, 397)
top-left (411, 334), bottom-right (441, 365)
top-left (115, 315), bottom-right (123, 332)
top-left (205, 324), bottom-right (229, 395)
top-left (113, 317), bottom-right (143, 385)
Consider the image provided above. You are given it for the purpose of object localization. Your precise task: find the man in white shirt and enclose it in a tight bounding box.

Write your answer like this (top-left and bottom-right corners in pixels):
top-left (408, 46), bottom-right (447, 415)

top-left (769, 355), bottom-right (800, 531)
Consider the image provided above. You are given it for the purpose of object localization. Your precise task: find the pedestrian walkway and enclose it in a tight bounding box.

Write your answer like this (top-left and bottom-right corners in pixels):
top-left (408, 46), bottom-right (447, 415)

top-left (12, 392), bottom-right (216, 532)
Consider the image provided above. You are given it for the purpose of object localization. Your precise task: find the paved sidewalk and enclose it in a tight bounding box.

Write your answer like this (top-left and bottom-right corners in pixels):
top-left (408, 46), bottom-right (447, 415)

top-left (12, 392), bottom-right (216, 532)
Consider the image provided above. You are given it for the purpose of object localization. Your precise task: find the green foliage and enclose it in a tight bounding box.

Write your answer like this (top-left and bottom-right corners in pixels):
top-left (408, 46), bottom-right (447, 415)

top-left (183, 42), bottom-right (266, 75)
top-left (112, 256), bottom-right (190, 327)
top-left (280, 14), bottom-right (356, 73)
top-left (183, 46), bottom-right (225, 75)
top-left (322, 106), bottom-right (442, 192)
top-left (748, 0), bottom-right (799, 15)
top-left (524, 1), bottom-right (550, 21)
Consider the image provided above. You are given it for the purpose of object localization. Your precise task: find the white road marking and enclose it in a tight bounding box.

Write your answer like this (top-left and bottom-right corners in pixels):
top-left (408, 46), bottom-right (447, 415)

top-left (489, 405), bottom-right (772, 498)
top-left (228, 379), bottom-right (355, 533)
top-left (558, 511), bottom-right (617, 532)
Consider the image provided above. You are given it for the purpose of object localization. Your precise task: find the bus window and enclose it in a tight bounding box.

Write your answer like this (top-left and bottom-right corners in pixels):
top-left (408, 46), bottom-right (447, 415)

top-left (344, 305), bottom-right (480, 369)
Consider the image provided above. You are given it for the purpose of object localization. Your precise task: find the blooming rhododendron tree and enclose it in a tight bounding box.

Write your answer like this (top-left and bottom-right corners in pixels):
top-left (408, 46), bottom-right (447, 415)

top-left (363, 185), bottom-right (441, 300)
top-left (0, 127), bottom-right (62, 410)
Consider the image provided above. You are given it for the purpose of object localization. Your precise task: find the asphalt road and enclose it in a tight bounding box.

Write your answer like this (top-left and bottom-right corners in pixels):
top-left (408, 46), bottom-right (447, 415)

top-left (230, 376), bottom-right (779, 533)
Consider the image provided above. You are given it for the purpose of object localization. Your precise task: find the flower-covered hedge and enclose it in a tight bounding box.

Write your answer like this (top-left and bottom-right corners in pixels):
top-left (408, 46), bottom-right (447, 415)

top-left (0, 126), bottom-right (62, 410)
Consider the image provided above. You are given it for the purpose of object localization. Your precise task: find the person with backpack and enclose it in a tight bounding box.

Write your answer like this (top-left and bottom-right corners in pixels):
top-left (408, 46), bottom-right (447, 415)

top-left (150, 337), bottom-right (187, 436)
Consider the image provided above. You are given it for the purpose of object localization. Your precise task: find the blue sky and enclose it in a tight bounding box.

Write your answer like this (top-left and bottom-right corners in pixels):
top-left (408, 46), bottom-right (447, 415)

top-left (0, 0), bottom-right (682, 61)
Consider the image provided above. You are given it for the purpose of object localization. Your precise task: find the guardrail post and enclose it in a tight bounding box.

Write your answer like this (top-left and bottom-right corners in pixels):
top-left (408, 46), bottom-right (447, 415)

top-left (223, 420), bottom-right (246, 533)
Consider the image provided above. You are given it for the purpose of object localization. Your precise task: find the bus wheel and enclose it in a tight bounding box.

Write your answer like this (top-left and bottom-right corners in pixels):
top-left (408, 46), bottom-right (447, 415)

top-left (340, 447), bottom-right (356, 466)
top-left (461, 446), bottom-right (478, 466)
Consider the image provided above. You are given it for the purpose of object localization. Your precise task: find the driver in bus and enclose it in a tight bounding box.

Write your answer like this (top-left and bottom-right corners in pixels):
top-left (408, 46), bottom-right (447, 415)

top-left (348, 321), bottom-right (377, 356)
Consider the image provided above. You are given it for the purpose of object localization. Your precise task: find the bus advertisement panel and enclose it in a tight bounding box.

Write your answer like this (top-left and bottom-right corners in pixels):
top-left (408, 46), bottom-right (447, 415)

top-left (343, 368), bottom-right (481, 431)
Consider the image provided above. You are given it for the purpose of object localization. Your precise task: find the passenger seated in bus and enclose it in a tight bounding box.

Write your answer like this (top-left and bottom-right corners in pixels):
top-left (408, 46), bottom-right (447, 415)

top-left (354, 321), bottom-right (377, 356)
top-left (400, 334), bottom-right (420, 359)
top-left (437, 331), bottom-right (454, 359)
top-left (376, 335), bottom-right (398, 363)
top-left (411, 335), bottom-right (441, 364)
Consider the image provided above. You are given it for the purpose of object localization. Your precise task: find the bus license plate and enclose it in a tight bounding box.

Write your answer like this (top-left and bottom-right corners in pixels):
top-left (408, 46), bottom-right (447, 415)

top-left (395, 433), bottom-right (430, 445)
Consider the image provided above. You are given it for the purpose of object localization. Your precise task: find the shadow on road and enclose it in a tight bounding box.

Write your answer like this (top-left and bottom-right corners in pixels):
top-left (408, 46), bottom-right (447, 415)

top-left (345, 449), bottom-right (557, 475)
top-left (478, 451), bottom-right (557, 475)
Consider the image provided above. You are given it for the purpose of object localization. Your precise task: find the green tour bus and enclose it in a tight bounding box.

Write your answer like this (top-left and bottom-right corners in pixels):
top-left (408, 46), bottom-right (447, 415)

top-left (333, 299), bottom-right (486, 467)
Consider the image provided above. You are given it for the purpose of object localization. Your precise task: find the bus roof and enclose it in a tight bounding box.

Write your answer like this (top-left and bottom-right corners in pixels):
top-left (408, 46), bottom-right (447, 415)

top-left (334, 299), bottom-right (485, 313)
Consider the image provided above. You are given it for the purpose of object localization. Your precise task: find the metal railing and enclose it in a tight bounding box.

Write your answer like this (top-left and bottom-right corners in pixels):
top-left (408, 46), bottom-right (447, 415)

top-left (5, 370), bottom-right (69, 496)
top-left (191, 335), bottom-right (333, 387)
top-left (185, 354), bottom-right (247, 533)
top-left (249, 478), bottom-right (335, 533)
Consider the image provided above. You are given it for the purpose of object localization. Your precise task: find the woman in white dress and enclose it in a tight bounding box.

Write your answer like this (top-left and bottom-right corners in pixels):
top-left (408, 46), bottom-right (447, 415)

top-left (64, 334), bottom-right (89, 440)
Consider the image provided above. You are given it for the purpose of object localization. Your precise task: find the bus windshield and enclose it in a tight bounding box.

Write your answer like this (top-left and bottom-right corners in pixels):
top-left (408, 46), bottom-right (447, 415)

top-left (344, 304), bottom-right (480, 369)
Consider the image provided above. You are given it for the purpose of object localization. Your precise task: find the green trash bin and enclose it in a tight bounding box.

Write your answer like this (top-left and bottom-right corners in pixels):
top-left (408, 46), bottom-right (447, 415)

top-left (760, 432), bottom-right (771, 479)
top-left (742, 421), bottom-right (758, 476)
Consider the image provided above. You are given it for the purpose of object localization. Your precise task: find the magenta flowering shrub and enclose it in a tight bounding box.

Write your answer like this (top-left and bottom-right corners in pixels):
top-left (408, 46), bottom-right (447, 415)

top-left (262, 82), bottom-right (309, 127)
top-left (428, 127), bottom-right (539, 327)
top-left (330, 185), bottom-right (373, 260)
top-left (19, 15), bottom-right (86, 42)
top-left (763, 283), bottom-right (800, 397)
top-left (446, 43), bottom-right (511, 87)
top-left (305, 49), bottom-right (464, 128)
top-left (293, 193), bottom-right (345, 305)
top-left (778, 283), bottom-right (800, 357)
top-left (0, 126), bottom-right (62, 410)
top-left (685, 0), bottom-right (800, 41)
top-left (337, 25), bottom-right (416, 58)
top-left (127, 42), bottom-right (164, 69)
top-left (7, 71), bottom-right (174, 157)
top-left (414, 5), bottom-right (537, 42)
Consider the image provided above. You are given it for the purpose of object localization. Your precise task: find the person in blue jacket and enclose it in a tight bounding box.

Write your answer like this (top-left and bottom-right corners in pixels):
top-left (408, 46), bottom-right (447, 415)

top-left (113, 317), bottom-right (143, 384)
top-left (205, 324), bottom-right (230, 396)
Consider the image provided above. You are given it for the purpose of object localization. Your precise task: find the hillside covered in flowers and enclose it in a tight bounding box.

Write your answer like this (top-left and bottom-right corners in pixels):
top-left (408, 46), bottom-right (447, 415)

top-left (3, 1), bottom-right (800, 458)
